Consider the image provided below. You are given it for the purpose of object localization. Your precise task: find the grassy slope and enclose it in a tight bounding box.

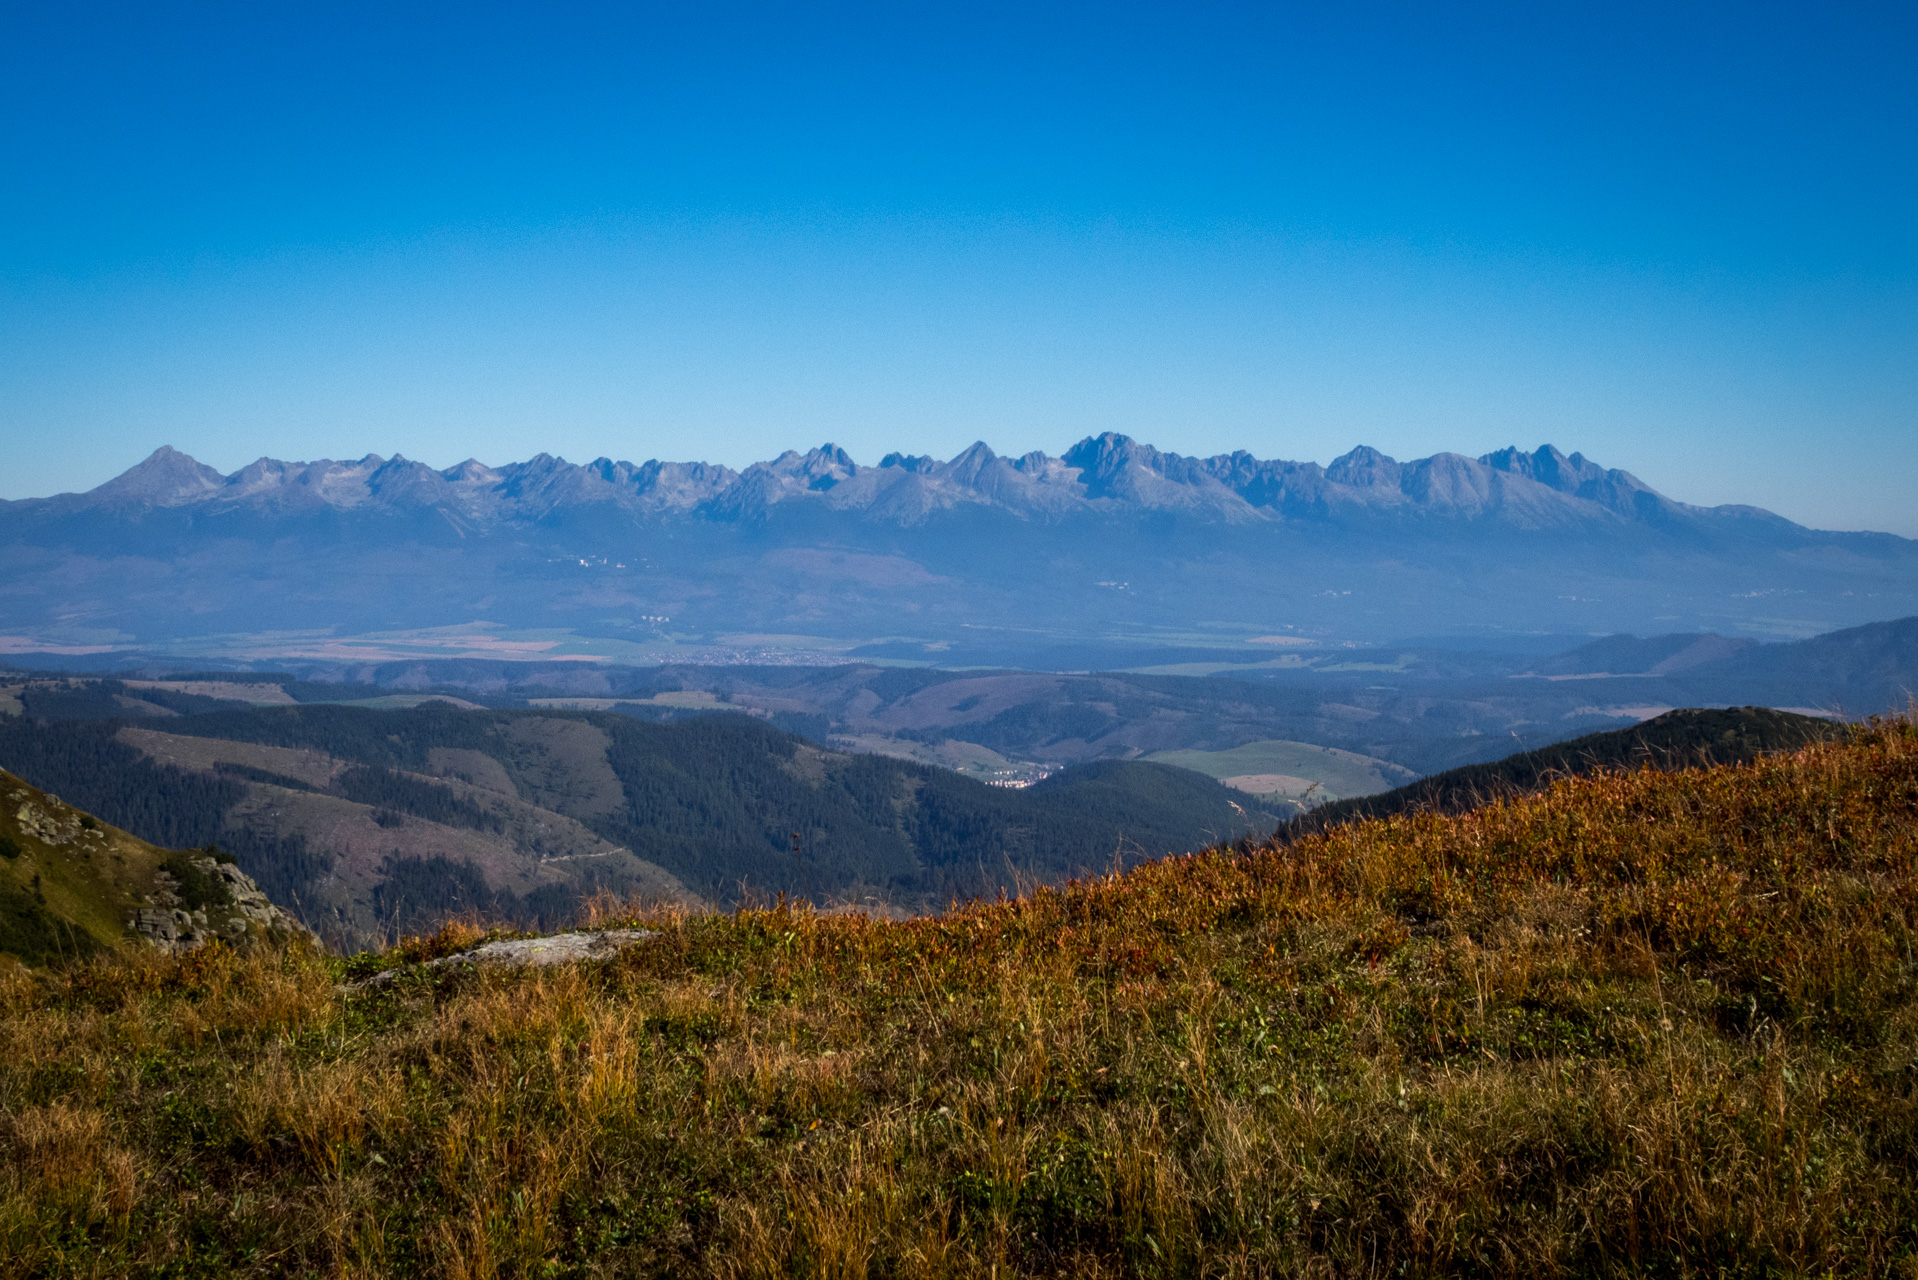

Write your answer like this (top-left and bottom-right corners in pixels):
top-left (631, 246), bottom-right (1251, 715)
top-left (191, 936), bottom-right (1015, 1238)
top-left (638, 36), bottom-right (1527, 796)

top-left (2, 723), bottom-right (1917, 1275)
top-left (0, 769), bottom-right (179, 968)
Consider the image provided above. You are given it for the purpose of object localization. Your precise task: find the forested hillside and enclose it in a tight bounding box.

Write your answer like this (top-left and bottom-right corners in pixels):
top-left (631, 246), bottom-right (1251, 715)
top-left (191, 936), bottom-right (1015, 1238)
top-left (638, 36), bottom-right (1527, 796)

top-left (0, 704), bottom-right (1277, 947)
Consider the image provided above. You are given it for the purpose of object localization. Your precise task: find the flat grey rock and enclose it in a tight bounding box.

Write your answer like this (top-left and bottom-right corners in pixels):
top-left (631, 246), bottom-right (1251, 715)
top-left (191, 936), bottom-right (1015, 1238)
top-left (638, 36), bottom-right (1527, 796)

top-left (351, 929), bottom-right (655, 988)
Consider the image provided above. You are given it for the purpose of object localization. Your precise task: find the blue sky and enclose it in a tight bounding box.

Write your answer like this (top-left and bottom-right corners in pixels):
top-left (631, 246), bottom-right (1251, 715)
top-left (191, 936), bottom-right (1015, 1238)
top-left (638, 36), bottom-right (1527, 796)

top-left (3, 1), bottom-right (1914, 532)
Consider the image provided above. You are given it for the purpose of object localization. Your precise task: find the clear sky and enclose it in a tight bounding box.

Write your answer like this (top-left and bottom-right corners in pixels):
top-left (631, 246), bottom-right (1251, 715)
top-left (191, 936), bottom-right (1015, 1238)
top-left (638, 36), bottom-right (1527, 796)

top-left (3, 1), bottom-right (1914, 533)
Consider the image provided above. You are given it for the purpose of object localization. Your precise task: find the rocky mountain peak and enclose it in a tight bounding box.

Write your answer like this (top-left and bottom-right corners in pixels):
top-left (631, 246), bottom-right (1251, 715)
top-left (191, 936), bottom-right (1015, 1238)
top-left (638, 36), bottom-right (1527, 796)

top-left (794, 444), bottom-right (858, 489)
top-left (1060, 433), bottom-right (1166, 499)
top-left (1326, 446), bottom-right (1402, 489)
top-left (88, 445), bottom-right (227, 507)
top-left (1481, 444), bottom-right (1602, 494)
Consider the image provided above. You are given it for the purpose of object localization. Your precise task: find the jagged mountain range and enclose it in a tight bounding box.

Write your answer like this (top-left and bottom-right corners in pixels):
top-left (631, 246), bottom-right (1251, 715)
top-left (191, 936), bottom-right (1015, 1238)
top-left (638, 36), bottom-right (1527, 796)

top-left (2, 435), bottom-right (1914, 654)
top-left (18, 436), bottom-right (1792, 531)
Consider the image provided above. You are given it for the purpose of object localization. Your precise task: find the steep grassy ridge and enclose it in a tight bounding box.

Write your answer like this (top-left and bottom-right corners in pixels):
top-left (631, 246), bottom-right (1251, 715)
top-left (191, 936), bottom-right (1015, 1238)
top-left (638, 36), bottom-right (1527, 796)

top-left (2, 723), bottom-right (1916, 1276)
top-left (1285, 705), bottom-right (1843, 835)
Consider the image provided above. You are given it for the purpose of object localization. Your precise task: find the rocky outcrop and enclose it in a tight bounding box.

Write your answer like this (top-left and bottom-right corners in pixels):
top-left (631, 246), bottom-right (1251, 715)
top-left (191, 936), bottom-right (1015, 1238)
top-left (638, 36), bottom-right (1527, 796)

top-left (130, 853), bottom-right (317, 955)
top-left (15, 798), bottom-right (78, 845)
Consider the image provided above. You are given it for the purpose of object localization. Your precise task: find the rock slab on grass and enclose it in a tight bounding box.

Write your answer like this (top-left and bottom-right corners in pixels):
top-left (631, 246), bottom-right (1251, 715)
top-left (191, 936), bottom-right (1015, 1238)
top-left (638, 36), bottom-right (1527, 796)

top-left (353, 929), bottom-right (655, 988)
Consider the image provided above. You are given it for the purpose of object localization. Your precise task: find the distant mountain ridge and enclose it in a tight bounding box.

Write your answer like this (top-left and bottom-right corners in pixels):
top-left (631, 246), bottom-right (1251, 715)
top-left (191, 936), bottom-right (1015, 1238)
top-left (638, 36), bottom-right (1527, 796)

top-left (3, 435), bottom-right (1914, 655)
top-left (6, 436), bottom-right (1805, 532)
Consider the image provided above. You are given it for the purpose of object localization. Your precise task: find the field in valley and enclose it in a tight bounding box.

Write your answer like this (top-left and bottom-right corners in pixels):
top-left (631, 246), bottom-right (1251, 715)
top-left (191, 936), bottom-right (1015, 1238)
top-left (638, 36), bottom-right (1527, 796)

top-left (1143, 739), bottom-right (1417, 803)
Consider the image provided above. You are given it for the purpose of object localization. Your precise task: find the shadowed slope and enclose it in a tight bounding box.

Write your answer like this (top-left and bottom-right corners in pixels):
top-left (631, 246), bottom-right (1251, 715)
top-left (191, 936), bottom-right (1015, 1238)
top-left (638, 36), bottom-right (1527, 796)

top-left (1279, 705), bottom-right (1844, 836)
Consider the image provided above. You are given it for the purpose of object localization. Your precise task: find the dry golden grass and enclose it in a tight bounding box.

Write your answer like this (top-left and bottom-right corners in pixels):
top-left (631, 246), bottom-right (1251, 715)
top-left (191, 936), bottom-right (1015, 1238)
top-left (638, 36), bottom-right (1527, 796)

top-left (2, 720), bottom-right (1917, 1276)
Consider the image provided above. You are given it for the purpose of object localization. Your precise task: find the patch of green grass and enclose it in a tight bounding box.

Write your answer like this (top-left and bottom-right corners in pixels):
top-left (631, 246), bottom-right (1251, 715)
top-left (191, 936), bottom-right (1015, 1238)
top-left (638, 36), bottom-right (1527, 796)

top-left (0, 886), bottom-right (101, 968)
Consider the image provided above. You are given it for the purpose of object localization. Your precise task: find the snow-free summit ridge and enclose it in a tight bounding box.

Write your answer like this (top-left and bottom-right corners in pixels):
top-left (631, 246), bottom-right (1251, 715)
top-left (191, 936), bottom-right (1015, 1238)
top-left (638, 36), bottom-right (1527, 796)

top-left (16, 435), bottom-right (1789, 532)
